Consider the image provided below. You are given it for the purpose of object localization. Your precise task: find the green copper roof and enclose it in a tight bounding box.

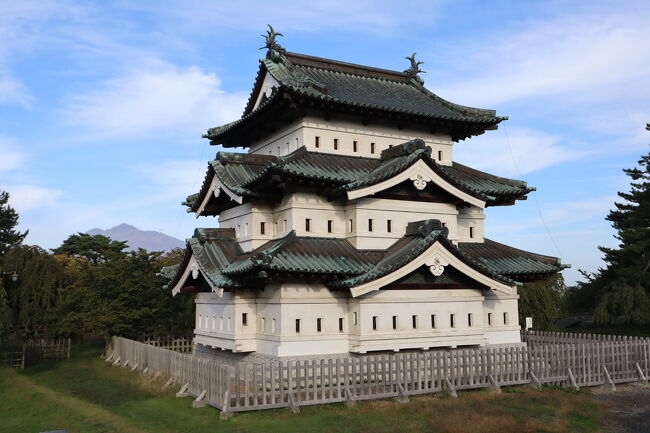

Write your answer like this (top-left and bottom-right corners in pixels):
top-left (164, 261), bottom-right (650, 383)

top-left (163, 220), bottom-right (564, 294)
top-left (165, 228), bottom-right (243, 291)
top-left (222, 231), bottom-right (381, 277)
top-left (205, 52), bottom-right (505, 145)
top-left (185, 140), bottom-right (534, 215)
top-left (458, 239), bottom-right (566, 280)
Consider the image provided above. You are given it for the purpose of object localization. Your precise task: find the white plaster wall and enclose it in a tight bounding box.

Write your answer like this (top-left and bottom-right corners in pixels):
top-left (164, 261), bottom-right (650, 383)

top-left (218, 192), bottom-right (463, 252)
top-left (194, 292), bottom-right (257, 352)
top-left (251, 73), bottom-right (281, 111)
top-left (349, 289), bottom-right (487, 352)
top-left (249, 116), bottom-right (453, 163)
top-left (346, 198), bottom-right (459, 249)
top-left (457, 205), bottom-right (485, 243)
top-left (218, 203), bottom-right (276, 251)
top-left (193, 284), bottom-right (521, 356)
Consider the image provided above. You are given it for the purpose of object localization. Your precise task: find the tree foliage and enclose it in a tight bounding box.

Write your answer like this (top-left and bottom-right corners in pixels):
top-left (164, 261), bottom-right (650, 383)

top-left (518, 274), bottom-right (568, 330)
top-left (569, 147), bottom-right (650, 324)
top-left (0, 190), bottom-right (28, 257)
top-left (52, 233), bottom-right (128, 265)
top-left (2, 235), bottom-right (191, 339)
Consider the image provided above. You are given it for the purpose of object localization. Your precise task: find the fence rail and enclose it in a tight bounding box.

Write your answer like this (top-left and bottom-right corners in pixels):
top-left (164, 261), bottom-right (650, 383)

top-left (523, 330), bottom-right (650, 345)
top-left (107, 331), bottom-right (650, 417)
top-left (140, 336), bottom-right (193, 353)
top-left (0, 338), bottom-right (71, 368)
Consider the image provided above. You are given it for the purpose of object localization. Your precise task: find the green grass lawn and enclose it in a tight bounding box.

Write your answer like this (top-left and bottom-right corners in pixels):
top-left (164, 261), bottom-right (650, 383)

top-left (0, 343), bottom-right (604, 433)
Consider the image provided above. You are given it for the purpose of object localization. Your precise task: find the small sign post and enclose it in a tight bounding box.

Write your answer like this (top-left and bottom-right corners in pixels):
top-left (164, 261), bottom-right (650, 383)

top-left (525, 317), bottom-right (533, 330)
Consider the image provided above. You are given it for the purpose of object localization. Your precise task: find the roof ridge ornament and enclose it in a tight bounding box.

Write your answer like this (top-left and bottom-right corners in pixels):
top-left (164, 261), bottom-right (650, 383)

top-left (404, 52), bottom-right (425, 85)
top-left (261, 24), bottom-right (287, 62)
top-left (406, 219), bottom-right (449, 238)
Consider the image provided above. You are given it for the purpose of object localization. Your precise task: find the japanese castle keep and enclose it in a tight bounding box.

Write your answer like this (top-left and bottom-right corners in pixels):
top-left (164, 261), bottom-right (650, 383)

top-left (164, 27), bottom-right (565, 358)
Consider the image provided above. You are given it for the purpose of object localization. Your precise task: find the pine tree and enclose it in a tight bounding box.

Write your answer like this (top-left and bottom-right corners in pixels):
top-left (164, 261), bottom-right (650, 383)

top-left (52, 233), bottom-right (127, 265)
top-left (0, 190), bottom-right (28, 257)
top-left (594, 148), bottom-right (650, 324)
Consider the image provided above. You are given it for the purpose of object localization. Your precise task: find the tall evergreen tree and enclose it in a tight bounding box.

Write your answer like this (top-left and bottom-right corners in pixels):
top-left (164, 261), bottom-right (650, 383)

top-left (0, 190), bottom-right (28, 257)
top-left (592, 148), bottom-right (650, 324)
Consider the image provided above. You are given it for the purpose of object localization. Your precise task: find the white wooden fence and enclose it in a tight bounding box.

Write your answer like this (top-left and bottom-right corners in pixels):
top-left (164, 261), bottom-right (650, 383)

top-left (140, 335), bottom-right (193, 353)
top-left (106, 331), bottom-right (650, 417)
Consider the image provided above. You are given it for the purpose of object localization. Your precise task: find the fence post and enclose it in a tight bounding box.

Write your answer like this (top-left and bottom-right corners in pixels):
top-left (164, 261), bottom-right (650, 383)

top-left (21, 343), bottom-right (26, 369)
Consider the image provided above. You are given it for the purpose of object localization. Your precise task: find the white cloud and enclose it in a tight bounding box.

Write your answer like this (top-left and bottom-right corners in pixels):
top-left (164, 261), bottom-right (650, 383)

top-left (3, 184), bottom-right (63, 212)
top-left (132, 158), bottom-right (207, 204)
top-left (454, 127), bottom-right (587, 176)
top-left (0, 136), bottom-right (28, 173)
top-left (123, 0), bottom-right (443, 36)
top-left (62, 63), bottom-right (247, 140)
top-left (435, 10), bottom-right (650, 108)
top-left (0, 74), bottom-right (31, 106)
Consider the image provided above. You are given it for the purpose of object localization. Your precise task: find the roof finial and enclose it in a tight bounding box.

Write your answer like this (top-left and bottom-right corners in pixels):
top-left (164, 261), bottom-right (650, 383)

top-left (404, 52), bottom-right (425, 85)
top-left (260, 25), bottom-right (286, 62)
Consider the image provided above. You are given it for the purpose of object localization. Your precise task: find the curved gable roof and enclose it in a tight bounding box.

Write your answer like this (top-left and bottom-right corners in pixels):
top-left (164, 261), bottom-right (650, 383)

top-left (164, 220), bottom-right (564, 297)
top-left (206, 52), bottom-right (505, 145)
top-left (184, 140), bottom-right (534, 215)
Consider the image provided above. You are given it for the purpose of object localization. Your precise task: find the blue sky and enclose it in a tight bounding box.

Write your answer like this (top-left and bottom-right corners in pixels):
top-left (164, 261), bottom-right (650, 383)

top-left (0, 0), bottom-right (648, 284)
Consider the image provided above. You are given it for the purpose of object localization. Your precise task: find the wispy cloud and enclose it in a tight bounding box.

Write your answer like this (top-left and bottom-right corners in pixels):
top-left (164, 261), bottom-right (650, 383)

top-left (3, 184), bottom-right (64, 212)
top-left (0, 74), bottom-right (32, 106)
top-left (0, 136), bottom-right (28, 173)
top-left (61, 63), bottom-right (247, 141)
top-left (132, 158), bottom-right (207, 205)
top-left (454, 127), bottom-right (588, 176)
top-left (121, 0), bottom-right (444, 35)
top-left (435, 9), bottom-right (650, 108)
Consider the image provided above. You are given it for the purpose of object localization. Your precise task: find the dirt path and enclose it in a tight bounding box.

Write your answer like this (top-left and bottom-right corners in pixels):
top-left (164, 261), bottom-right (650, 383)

top-left (592, 383), bottom-right (650, 433)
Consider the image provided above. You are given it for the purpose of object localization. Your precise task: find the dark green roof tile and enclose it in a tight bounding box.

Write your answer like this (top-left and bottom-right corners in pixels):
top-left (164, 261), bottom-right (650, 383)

top-left (206, 52), bottom-right (504, 144)
top-left (186, 141), bottom-right (533, 214)
top-left (458, 239), bottom-right (566, 280)
top-left (163, 220), bottom-right (563, 293)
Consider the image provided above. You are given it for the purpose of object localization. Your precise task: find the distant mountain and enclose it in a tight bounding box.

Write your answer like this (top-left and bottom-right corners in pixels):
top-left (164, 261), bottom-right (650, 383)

top-left (87, 223), bottom-right (185, 252)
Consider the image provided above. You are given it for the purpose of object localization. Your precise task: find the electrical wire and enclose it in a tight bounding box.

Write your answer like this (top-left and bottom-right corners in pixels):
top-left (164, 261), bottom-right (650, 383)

top-left (173, 139), bottom-right (209, 239)
top-left (502, 124), bottom-right (564, 262)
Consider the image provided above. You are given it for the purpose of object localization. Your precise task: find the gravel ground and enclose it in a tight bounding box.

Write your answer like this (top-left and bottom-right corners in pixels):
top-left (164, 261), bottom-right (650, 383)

top-left (591, 383), bottom-right (650, 433)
